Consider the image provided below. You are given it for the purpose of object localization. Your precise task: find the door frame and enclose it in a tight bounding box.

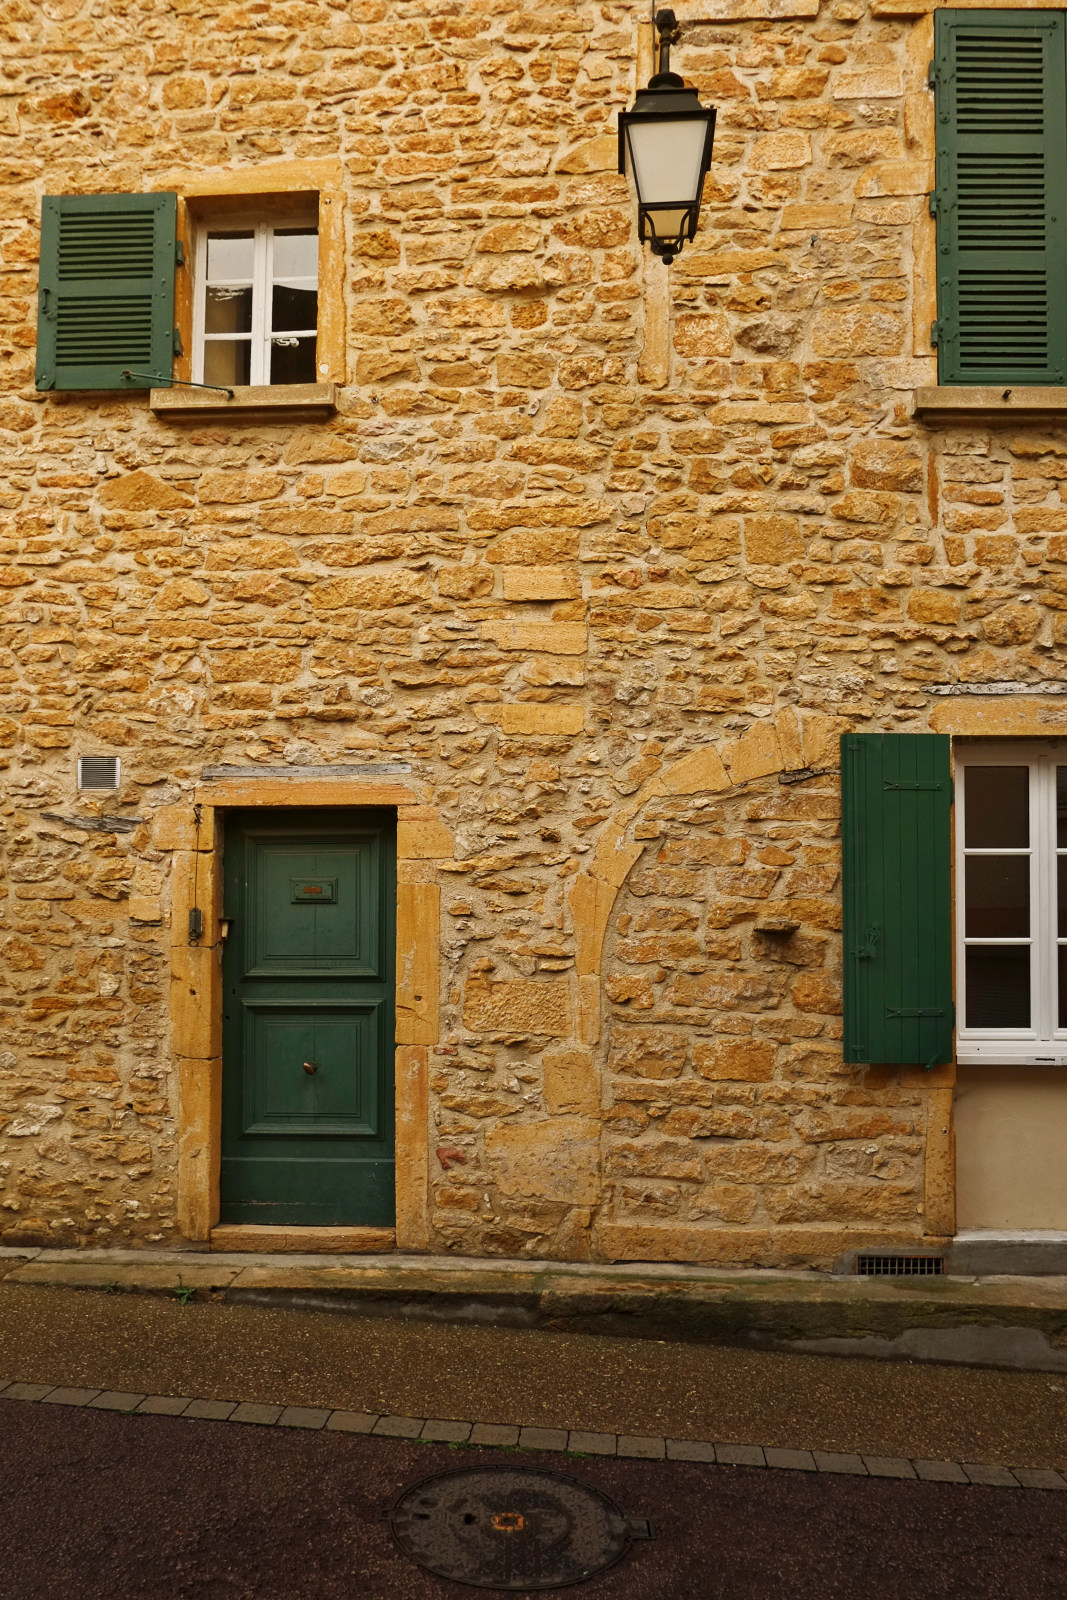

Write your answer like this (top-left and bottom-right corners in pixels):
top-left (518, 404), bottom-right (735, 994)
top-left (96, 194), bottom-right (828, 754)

top-left (165, 775), bottom-right (454, 1250)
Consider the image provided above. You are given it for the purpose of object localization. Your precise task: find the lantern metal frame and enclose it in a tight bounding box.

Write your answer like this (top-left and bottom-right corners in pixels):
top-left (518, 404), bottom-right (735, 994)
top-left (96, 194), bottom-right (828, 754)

top-left (617, 9), bottom-right (717, 266)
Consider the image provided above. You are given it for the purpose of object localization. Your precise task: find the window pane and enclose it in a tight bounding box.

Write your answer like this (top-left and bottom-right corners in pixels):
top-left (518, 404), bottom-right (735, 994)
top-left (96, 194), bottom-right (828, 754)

top-left (273, 229), bottom-right (317, 279)
top-left (205, 285), bottom-right (253, 335)
top-left (1061, 855), bottom-right (1067, 939)
top-left (966, 946), bottom-right (1031, 1028)
top-left (271, 283), bottom-right (317, 333)
top-left (964, 766), bottom-right (1029, 848)
top-left (207, 231), bottom-right (254, 280)
top-left (270, 334), bottom-right (317, 385)
top-left (965, 855), bottom-right (1029, 937)
top-left (204, 340), bottom-right (251, 386)
top-left (1058, 768), bottom-right (1067, 848)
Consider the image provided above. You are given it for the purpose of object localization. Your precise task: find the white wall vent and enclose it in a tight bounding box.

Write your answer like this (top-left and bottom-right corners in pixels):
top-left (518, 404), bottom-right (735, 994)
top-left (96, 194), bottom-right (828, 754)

top-left (78, 755), bottom-right (121, 791)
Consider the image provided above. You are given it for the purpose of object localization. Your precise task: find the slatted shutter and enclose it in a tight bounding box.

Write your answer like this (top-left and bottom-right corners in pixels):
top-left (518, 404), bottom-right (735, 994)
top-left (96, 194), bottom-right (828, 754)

top-left (36, 192), bottom-right (178, 392)
top-left (932, 10), bottom-right (1067, 385)
top-left (842, 734), bottom-right (953, 1067)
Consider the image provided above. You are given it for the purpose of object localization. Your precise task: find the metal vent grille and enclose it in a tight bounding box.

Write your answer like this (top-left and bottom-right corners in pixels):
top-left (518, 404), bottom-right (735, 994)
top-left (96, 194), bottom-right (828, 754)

top-left (78, 755), bottom-right (120, 791)
top-left (955, 35), bottom-right (1045, 133)
top-left (855, 1255), bottom-right (945, 1277)
top-left (57, 211), bottom-right (157, 281)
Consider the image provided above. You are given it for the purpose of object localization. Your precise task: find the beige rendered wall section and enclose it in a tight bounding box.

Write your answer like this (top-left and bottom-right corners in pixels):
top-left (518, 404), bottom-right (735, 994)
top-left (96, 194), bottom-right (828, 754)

top-left (955, 1068), bottom-right (1067, 1230)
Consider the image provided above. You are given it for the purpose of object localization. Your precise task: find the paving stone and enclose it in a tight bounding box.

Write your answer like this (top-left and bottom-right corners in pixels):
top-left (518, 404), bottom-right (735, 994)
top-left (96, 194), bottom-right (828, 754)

top-left (373, 1415), bottom-right (425, 1439)
top-left (666, 1439), bottom-right (717, 1463)
top-left (136, 1395), bottom-right (191, 1416)
top-left (41, 1387), bottom-right (101, 1407)
top-left (326, 1411), bottom-right (379, 1434)
top-left (470, 1423), bottom-right (520, 1447)
top-left (962, 1463), bottom-right (1019, 1487)
top-left (3, 1383), bottom-right (56, 1402)
top-left (568, 1431), bottom-right (617, 1456)
top-left (519, 1426), bottom-right (569, 1452)
top-left (765, 1448), bottom-right (817, 1472)
top-left (181, 1399), bottom-right (237, 1421)
top-left (914, 1459), bottom-right (969, 1484)
top-left (87, 1391), bottom-right (147, 1412)
top-left (813, 1452), bottom-right (868, 1476)
top-left (421, 1418), bottom-right (472, 1443)
top-left (229, 1402), bottom-right (283, 1426)
top-left (716, 1444), bottom-right (766, 1468)
top-left (1014, 1468), bottom-right (1067, 1490)
top-left (278, 1406), bottom-right (331, 1430)
top-left (617, 1435), bottom-right (666, 1460)
top-left (863, 1456), bottom-right (916, 1479)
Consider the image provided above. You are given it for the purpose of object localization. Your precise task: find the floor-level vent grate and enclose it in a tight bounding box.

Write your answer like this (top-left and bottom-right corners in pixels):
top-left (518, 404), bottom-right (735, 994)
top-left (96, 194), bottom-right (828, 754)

top-left (855, 1255), bottom-right (945, 1277)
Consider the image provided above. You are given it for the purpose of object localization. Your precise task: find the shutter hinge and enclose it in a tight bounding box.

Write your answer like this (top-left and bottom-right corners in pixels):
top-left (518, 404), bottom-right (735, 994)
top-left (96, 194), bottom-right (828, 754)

top-left (172, 327), bottom-right (183, 357)
top-left (883, 780), bottom-right (943, 791)
top-left (927, 60), bottom-right (937, 89)
top-left (175, 239), bottom-right (185, 267)
top-left (930, 320), bottom-right (940, 348)
top-left (928, 191), bottom-right (939, 218)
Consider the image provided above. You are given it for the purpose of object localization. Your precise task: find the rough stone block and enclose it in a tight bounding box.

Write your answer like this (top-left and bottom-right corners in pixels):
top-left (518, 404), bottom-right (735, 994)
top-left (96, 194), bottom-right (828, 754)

top-left (462, 976), bottom-right (572, 1037)
top-left (486, 1117), bottom-right (600, 1204)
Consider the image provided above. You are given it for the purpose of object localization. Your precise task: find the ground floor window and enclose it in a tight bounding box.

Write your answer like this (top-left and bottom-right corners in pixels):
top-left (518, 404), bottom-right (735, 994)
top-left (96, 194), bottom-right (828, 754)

top-left (956, 742), bottom-right (1067, 1064)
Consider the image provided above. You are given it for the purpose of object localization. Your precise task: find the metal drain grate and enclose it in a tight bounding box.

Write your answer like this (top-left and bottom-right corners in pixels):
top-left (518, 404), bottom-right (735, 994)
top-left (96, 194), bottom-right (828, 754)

top-left (390, 1465), bottom-right (648, 1590)
top-left (855, 1255), bottom-right (945, 1276)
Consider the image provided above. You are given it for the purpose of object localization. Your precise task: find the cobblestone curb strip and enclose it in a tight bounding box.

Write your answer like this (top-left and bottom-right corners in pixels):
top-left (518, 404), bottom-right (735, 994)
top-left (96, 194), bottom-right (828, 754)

top-left (3, 1379), bottom-right (1065, 1492)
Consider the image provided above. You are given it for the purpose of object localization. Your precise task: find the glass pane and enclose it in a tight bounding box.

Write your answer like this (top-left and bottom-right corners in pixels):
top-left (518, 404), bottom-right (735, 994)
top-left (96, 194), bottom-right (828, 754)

top-left (271, 283), bottom-right (317, 333)
top-left (1060, 856), bottom-right (1067, 939)
top-left (270, 334), bottom-right (316, 385)
top-left (966, 945), bottom-right (1031, 1029)
top-left (964, 766), bottom-right (1029, 848)
top-left (204, 339), bottom-right (251, 387)
top-left (273, 229), bottom-right (317, 279)
top-left (965, 855), bottom-right (1029, 937)
top-left (625, 118), bottom-right (708, 206)
top-left (205, 284), bottom-right (253, 335)
top-left (1058, 768), bottom-right (1067, 848)
top-left (206, 231), bottom-right (254, 280)
top-left (1060, 945), bottom-right (1067, 1029)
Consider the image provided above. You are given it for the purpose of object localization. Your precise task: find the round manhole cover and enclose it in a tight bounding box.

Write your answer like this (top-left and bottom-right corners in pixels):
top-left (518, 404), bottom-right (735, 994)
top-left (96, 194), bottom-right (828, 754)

top-left (390, 1465), bottom-right (637, 1590)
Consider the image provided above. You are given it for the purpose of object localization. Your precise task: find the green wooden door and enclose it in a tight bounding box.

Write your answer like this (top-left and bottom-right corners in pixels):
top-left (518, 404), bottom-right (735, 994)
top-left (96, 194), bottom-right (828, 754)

top-left (221, 809), bottom-right (396, 1226)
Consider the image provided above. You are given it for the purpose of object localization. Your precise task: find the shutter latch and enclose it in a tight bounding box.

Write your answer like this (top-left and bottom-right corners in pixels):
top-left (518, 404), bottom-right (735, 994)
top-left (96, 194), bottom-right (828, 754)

top-left (853, 926), bottom-right (881, 961)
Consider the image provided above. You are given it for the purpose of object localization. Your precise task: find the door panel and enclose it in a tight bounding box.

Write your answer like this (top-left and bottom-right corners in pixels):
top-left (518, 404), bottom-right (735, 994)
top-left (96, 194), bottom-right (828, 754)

top-left (221, 810), bottom-right (396, 1227)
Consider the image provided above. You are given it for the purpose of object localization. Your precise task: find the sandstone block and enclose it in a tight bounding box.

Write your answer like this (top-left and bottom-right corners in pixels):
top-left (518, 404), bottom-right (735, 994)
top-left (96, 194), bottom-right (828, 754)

top-left (791, 973), bottom-right (842, 1015)
top-left (982, 603), bottom-right (1040, 646)
top-left (98, 471), bottom-right (192, 512)
top-left (543, 1047), bottom-right (599, 1114)
top-left (694, 1039), bottom-right (777, 1081)
top-left (462, 977), bottom-right (572, 1037)
top-left (749, 132), bottom-right (812, 171)
top-left (779, 203), bottom-right (852, 230)
top-left (744, 514), bottom-right (803, 565)
top-left (308, 572), bottom-right (431, 611)
top-left (673, 313), bottom-right (732, 359)
top-left (197, 471), bottom-right (284, 504)
top-left (812, 309), bottom-right (905, 358)
top-left (849, 440), bottom-right (924, 491)
top-left (500, 567), bottom-right (579, 601)
top-left (907, 590), bottom-right (958, 626)
top-left (833, 68), bottom-right (903, 98)
top-left (609, 1026), bottom-right (688, 1079)
top-left (486, 1116), bottom-right (600, 1204)
top-left (483, 621), bottom-right (587, 655)
top-left (473, 703), bottom-right (585, 735)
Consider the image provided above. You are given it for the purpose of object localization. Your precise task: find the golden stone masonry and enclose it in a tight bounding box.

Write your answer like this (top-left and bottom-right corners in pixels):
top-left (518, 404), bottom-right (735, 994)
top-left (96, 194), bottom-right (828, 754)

top-left (3, 0), bottom-right (1067, 1266)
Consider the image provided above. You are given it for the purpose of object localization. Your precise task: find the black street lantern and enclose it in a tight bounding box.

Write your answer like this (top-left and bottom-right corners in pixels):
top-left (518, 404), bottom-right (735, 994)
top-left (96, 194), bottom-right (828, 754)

top-left (618, 9), bottom-right (716, 266)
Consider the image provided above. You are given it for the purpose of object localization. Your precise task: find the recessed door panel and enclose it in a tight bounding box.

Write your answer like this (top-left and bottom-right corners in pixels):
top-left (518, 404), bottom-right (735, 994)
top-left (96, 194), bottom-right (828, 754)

top-left (221, 809), bottom-right (396, 1228)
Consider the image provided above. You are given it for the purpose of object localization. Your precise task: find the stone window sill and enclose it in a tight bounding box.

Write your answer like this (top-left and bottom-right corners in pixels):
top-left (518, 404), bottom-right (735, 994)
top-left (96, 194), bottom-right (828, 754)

top-left (912, 386), bottom-right (1067, 424)
top-left (149, 381), bottom-right (338, 422)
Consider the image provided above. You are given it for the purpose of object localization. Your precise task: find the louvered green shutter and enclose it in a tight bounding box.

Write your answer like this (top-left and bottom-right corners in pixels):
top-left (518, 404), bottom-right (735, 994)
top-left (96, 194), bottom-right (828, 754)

top-left (932, 10), bottom-right (1067, 385)
top-left (36, 192), bottom-right (177, 392)
top-left (842, 734), bottom-right (953, 1067)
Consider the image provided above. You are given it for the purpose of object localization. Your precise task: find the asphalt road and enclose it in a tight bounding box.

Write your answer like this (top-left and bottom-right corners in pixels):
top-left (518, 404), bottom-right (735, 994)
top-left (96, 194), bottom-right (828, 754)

top-left (3, 1284), bottom-right (1067, 1466)
top-left (1, 1400), bottom-right (1064, 1600)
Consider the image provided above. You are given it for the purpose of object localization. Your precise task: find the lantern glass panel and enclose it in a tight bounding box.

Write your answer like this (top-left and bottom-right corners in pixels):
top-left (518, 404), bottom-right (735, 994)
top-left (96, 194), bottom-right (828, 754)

top-left (625, 117), bottom-right (709, 207)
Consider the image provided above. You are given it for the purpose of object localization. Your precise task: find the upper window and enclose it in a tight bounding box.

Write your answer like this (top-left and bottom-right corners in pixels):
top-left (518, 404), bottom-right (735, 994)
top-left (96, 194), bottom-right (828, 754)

top-left (193, 216), bottom-right (319, 389)
top-left (931, 9), bottom-right (1067, 386)
top-left (956, 744), bottom-right (1067, 1064)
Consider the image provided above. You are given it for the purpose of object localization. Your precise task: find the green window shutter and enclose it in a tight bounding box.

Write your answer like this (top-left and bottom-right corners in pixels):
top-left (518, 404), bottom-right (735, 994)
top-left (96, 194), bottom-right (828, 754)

top-left (932, 9), bottom-right (1067, 385)
top-left (841, 734), bottom-right (953, 1067)
top-left (36, 192), bottom-right (177, 392)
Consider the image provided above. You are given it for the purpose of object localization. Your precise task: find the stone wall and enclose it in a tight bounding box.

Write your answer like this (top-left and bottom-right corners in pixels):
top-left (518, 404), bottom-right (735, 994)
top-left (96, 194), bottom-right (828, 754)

top-left (0, 0), bottom-right (1063, 1256)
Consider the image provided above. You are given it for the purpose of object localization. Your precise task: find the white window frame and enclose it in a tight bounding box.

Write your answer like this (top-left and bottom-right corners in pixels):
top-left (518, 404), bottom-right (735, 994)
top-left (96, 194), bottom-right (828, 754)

top-left (191, 210), bottom-right (318, 388)
top-left (955, 740), bottom-right (1067, 1065)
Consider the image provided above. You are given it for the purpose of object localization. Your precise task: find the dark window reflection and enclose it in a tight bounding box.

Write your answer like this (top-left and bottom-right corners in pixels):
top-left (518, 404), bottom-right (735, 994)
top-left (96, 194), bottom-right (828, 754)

top-left (965, 855), bottom-right (1029, 938)
top-left (270, 335), bottom-right (317, 385)
top-left (272, 284), bottom-right (317, 333)
top-left (1059, 944), bottom-right (1067, 1028)
top-left (965, 766), bottom-right (1029, 848)
top-left (1058, 768), bottom-right (1067, 848)
top-left (966, 945), bottom-right (1030, 1028)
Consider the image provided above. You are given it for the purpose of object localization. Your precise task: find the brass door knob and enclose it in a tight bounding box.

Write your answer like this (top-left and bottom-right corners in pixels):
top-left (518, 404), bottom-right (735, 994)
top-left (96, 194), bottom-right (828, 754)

top-left (302, 1060), bottom-right (316, 1075)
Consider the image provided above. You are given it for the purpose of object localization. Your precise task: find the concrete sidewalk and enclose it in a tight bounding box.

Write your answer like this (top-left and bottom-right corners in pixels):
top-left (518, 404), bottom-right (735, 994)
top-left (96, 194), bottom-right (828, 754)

top-left (5, 1245), bottom-right (1067, 1371)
